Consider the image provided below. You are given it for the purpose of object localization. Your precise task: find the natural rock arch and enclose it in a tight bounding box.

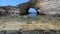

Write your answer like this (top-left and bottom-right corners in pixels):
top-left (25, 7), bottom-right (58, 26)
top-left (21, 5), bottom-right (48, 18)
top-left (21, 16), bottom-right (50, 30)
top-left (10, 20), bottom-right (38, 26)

top-left (17, 2), bottom-right (31, 15)
top-left (17, 0), bottom-right (39, 15)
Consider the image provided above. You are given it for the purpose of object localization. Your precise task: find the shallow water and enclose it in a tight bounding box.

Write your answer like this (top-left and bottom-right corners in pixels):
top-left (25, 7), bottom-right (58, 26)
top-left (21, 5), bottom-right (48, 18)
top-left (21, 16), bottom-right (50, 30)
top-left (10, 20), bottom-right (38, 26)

top-left (28, 13), bottom-right (37, 18)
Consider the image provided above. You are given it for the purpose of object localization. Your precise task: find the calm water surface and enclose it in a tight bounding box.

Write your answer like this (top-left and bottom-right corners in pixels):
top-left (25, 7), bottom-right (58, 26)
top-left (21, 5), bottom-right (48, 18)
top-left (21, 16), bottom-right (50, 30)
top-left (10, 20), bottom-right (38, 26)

top-left (28, 13), bottom-right (37, 18)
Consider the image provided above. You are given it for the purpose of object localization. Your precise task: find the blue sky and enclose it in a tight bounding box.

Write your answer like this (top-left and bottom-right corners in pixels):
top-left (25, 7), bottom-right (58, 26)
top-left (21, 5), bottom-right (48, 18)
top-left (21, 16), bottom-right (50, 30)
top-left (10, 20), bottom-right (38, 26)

top-left (0, 0), bottom-right (29, 6)
top-left (0, 0), bottom-right (37, 13)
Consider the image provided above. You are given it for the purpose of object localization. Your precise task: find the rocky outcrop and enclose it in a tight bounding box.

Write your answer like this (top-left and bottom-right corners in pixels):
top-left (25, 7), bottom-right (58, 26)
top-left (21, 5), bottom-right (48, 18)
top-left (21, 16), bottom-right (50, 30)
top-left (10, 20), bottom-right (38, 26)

top-left (0, 1), bottom-right (33, 16)
top-left (0, 8), bottom-right (6, 15)
top-left (8, 7), bottom-right (20, 16)
top-left (0, 6), bottom-right (20, 16)
top-left (0, 0), bottom-right (44, 16)
top-left (34, 0), bottom-right (60, 16)
top-left (17, 2), bottom-right (31, 15)
top-left (17, 0), bottom-right (39, 15)
top-left (0, 0), bottom-right (60, 16)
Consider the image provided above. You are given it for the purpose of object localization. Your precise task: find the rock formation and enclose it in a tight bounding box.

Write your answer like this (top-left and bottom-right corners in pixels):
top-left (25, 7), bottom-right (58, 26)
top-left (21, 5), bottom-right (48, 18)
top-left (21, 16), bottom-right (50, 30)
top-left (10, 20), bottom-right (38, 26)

top-left (0, 0), bottom-right (60, 16)
top-left (17, 0), bottom-right (40, 15)
top-left (34, 0), bottom-right (60, 16)
top-left (0, 0), bottom-right (46, 16)
top-left (17, 0), bottom-right (60, 16)
top-left (0, 6), bottom-right (20, 16)
top-left (17, 2), bottom-right (31, 15)
top-left (16, 0), bottom-right (47, 15)
top-left (0, 8), bottom-right (6, 15)
top-left (8, 6), bottom-right (20, 16)
top-left (0, 0), bottom-right (37, 15)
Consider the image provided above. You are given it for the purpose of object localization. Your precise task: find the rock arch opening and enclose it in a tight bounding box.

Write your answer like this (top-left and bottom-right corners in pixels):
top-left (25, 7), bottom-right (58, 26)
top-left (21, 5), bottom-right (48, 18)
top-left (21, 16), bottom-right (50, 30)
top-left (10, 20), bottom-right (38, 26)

top-left (28, 8), bottom-right (37, 18)
top-left (28, 8), bottom-right (37, 14)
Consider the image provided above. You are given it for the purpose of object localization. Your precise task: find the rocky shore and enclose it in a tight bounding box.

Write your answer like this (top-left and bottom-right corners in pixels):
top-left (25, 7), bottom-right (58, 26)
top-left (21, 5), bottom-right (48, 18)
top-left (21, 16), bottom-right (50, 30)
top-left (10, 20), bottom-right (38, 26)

top-left (0, 15), bottom-right (59, 34)
top-left (0, 0), bottom-right (60, 34)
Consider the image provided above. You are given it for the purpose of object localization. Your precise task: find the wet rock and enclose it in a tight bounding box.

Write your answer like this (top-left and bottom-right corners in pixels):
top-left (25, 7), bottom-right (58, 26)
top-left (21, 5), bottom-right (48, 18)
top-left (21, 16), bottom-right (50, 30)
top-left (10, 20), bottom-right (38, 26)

top-left (49, 30), bottom-right (57, 34)
top-left (56, 30), bottom-right (60, 34)
top-left (19, 29), bottom-right (60, 34)
top-left (0, 29), bottom-right (60, 34)
top-left (0, 30), bottom-right (6, 34)
top-left (6, 30), bottom-right (22, 34)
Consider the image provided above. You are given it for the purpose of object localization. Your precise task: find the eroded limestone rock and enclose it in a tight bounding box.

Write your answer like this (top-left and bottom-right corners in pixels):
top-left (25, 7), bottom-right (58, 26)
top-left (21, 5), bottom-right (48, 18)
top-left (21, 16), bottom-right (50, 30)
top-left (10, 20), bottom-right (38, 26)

top-left (0, 6), bottom-right (20, 16)
top-left (34, 0), bottom-right (60, 16)
top-left (17, 2), bottom-right (31, 15)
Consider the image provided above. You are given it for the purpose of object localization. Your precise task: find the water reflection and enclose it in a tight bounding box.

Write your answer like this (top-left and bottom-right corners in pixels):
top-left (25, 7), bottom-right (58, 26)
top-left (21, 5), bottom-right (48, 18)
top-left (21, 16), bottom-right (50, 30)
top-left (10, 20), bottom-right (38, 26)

top-left (28, 8), bottom-right (37, 18)
top-left (28, 13), bottom-right (37, 18)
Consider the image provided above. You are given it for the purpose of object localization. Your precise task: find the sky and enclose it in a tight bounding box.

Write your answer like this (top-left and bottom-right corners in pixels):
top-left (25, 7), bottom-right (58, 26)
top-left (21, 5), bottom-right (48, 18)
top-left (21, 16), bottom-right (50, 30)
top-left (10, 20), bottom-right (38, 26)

top-left (0, 0), bottom-right (37, 13)
top-left (0, 0), bottom-right (29, 6)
